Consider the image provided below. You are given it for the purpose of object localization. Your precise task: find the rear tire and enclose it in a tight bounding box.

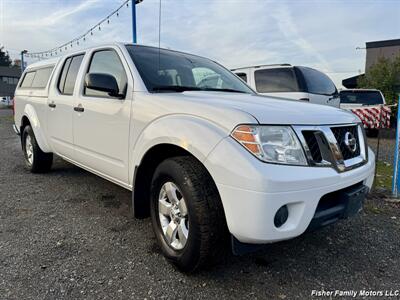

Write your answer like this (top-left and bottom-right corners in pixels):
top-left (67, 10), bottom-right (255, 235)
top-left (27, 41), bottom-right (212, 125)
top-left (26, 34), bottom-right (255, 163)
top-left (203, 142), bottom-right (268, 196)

top-left (22, 125), bottom-right (53, 173)
top-left (150, 156), bottom-right (228, 272)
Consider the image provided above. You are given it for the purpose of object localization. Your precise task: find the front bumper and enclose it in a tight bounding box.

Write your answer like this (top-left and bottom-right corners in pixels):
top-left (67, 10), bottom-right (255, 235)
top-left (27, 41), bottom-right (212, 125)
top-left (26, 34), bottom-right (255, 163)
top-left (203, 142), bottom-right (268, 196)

top-left (204, 137), bottom-right (375, 244)
top-left (306, 182), bottom-right (368, 231)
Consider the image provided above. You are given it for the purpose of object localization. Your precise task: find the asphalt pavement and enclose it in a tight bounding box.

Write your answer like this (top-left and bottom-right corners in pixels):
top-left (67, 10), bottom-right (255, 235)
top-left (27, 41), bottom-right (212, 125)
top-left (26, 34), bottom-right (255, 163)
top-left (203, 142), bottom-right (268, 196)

top-left (1, 108), bottom-right (399, 299)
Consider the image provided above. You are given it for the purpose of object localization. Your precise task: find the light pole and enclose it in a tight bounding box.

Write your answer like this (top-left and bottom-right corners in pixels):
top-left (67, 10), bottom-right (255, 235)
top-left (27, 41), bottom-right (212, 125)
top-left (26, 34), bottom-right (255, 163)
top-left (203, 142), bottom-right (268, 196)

top-left (20, 50), bottom-right (28, 72)
top-left (132, 0), bottom-right (143, 44)
top-left (392, 93), bottom-right (400, 199)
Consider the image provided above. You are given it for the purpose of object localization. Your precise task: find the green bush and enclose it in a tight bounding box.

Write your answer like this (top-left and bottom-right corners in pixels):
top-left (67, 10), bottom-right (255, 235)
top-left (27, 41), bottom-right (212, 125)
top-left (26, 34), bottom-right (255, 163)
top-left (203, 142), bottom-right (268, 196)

top-left (358, 54), bottom-right (400, 106)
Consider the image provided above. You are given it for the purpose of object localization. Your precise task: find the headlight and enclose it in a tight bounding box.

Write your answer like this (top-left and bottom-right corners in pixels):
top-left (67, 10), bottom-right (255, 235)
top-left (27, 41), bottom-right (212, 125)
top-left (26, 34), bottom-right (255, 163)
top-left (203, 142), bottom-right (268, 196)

top-left (231, 125), bottom-right (308, 166)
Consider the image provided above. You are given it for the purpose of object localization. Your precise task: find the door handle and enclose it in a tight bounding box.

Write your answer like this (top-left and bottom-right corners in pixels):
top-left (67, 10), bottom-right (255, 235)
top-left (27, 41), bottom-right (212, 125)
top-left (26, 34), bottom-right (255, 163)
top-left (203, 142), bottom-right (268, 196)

top-left (74, 105), bottom-right (84, 112)
top-left (48, 102), bottom-right (56, 108)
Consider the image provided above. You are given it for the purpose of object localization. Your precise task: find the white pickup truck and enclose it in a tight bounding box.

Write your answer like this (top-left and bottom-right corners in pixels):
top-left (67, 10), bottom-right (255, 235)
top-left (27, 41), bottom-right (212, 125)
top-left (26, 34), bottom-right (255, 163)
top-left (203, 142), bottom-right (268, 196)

top-left (14, 43), bottom-right (375, 272)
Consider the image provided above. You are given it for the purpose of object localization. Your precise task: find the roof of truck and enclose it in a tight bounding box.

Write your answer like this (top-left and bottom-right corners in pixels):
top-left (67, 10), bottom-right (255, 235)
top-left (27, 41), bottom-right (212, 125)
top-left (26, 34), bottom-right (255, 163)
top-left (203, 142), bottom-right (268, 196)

top-left (25, 57), bottom-right (59, 70)
top-left (24, 42), bottom-right (128, 71)
top-left (24, 42), bottom-right (212, 71)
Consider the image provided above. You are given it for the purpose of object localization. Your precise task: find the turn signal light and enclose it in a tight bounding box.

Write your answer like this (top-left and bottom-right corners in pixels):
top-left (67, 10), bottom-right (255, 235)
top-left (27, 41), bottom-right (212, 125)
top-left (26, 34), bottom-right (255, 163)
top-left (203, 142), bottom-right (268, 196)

top-left (231, 125), bottom-right (261, 155)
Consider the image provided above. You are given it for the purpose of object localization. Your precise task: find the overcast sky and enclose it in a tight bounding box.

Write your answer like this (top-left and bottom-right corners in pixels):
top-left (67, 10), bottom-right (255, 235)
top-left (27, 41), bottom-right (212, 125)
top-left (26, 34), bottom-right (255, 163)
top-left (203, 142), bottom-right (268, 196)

top-left (1, 0), bottom-right (399, 87)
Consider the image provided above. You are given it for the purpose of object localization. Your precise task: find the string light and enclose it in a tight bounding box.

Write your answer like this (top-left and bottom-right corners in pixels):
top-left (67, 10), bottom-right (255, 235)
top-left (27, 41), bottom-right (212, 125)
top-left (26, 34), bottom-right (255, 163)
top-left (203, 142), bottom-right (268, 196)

top-left (26, 0), bottom-right (131, 58)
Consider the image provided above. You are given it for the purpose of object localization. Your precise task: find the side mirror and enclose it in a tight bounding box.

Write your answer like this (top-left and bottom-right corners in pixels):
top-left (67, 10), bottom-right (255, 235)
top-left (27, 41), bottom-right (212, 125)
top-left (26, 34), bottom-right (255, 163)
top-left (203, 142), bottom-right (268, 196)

top-left (85, 73), bottom-right (122, 98)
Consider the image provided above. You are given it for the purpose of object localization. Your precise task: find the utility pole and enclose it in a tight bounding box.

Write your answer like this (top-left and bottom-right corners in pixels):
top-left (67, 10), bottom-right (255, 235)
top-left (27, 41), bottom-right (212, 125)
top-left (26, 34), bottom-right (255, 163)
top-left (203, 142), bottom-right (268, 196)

top-left (132, 0), bottom-right (143, 43)
top-left (20, 50), bottom-right (28, 72)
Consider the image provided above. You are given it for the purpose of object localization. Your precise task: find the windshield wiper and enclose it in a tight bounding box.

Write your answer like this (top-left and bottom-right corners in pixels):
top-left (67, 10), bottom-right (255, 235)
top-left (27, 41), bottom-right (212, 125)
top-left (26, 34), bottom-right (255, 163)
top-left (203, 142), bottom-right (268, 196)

top-left (152, 86), bottom-right (202, 92)
top-left (152, 85), bottom-right (248, 94)
top-left (199, 88), bottom-right (248, 93)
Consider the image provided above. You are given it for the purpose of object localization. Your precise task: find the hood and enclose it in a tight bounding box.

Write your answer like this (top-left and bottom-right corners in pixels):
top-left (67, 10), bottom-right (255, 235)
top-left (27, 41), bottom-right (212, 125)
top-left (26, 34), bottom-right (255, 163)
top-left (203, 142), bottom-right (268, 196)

top-left (161, 91), bottom-right (359, 125)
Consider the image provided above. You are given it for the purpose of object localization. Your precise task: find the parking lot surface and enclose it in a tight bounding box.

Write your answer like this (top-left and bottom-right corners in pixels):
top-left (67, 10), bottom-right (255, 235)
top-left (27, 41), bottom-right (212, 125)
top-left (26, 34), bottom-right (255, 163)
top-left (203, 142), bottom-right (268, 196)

top-left (1, 109), bottom-right (400, 299)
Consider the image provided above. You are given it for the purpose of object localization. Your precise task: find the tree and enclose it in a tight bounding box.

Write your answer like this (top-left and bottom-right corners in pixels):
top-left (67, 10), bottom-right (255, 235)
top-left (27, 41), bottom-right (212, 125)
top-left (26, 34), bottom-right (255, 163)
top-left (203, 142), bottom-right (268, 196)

top-left (358, 54), bottom-right (400, 105)
top-left (0, 47), bottom-right (12, 67)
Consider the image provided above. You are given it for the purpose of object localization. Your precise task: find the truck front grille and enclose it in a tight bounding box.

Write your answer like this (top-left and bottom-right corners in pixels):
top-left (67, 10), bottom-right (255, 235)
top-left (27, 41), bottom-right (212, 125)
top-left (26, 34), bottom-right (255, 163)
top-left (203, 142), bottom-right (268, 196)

top-left (293, 124), bottom-right (367, 173)
top-left (330, 125), bottom-right (360, 160)
top-left (302, 131), bottom-right (322, 163)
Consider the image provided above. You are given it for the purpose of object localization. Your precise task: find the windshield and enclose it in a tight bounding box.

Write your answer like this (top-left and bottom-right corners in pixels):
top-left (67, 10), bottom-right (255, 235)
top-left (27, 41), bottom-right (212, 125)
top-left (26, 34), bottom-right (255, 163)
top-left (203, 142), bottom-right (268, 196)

top-left (297, 66), bottom-right (337, 96)
top-left (340, 90), bottom-right (384, 105)
top-left (126, 45), bottom-right (254, 94)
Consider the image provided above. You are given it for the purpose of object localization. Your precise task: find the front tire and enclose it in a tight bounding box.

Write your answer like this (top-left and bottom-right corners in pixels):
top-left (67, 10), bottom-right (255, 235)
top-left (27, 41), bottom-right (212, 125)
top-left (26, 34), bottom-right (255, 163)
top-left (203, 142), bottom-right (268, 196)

top-left (22, 125), bottom-right (53, 173)
top-left (150, 156), bottom-right (227, 272)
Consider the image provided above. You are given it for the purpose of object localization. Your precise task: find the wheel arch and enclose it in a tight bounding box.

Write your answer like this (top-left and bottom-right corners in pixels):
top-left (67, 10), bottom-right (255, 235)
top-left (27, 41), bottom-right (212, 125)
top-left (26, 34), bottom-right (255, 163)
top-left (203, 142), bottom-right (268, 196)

top-left (132, 143), bottom-right (220, 219)
top-left (130, 115), bottom-right (228, 218)
top-left (20, 115), bottom-right (31, 133)
top-left (21, 104), bottom-right (52, 153)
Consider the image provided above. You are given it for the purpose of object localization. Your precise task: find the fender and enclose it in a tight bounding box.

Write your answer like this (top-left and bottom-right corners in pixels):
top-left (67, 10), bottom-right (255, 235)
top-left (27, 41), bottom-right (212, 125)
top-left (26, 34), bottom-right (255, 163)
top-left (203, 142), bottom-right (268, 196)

top-left (129, 114), bottom-right (230, 186)
top-left (23, 104), bottom-right (52, 153)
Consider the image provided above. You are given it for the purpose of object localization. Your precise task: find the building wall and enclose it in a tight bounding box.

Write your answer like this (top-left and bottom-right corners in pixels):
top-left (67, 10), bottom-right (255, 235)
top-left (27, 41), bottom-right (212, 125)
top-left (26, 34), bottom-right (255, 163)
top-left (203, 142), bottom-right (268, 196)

top-left (0, 66), bottom-right (21, 98)
top-left (366, 45), bottom-right (400, 70)
top-left (343, 39), bottom-right (400, 89)
top-left (0, 81), bottom-right (18, 98)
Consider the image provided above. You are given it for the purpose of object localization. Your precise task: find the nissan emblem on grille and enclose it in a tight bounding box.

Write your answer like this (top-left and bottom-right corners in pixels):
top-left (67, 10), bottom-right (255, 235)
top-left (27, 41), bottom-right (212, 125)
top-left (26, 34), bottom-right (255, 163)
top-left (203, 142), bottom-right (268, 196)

top-left (293, 125), bottom-right (366, 173)
top-left (344, 132), bottom-right (357, 153)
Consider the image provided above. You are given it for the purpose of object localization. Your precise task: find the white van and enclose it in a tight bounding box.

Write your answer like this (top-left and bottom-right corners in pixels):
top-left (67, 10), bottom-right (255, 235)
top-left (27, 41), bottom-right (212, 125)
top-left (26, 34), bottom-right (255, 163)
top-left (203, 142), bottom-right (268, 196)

top-left (232, 64), bottom-right (340, 107)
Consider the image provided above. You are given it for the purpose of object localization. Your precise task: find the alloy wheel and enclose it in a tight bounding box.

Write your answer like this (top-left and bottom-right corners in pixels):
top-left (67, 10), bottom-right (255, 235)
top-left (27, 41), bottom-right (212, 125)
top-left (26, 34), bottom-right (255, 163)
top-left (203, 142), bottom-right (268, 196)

top-left (25, 135), bottom-right (34, 165)
top-left (158, 182), bottom-right (189, 250)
